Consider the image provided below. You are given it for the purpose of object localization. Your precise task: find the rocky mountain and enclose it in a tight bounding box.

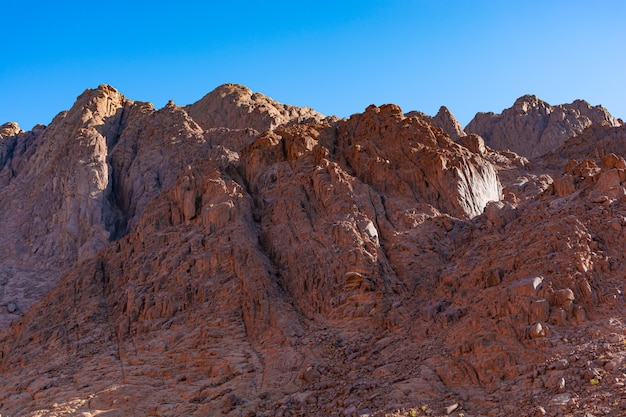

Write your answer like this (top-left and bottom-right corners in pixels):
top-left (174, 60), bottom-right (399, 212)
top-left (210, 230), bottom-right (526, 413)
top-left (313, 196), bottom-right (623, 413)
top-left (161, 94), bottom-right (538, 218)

top-left (406, 106), bottom-right (466, 141)
top-left (465, 95), bottom-right (622, 158)
top-left (186, 83), bottom-right (326, 133)
top-left (1, 85), bottom-right (626, 417)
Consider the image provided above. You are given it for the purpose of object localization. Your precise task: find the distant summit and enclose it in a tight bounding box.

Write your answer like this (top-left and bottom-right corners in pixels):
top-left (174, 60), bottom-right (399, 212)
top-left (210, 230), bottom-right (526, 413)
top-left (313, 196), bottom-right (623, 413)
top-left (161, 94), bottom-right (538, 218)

top-left (465, 95), bottom-right (621, 158)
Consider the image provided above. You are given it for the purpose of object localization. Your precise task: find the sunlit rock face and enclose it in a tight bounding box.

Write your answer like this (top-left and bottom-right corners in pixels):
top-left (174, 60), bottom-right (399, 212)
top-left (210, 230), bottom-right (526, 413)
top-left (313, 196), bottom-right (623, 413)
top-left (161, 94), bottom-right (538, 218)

top-left (334, 104), bottom-right (501, 219)
top-left (185, 83), bottom-right (326, 133)
top-left (466, 94), bottom-right (621, 158)
top-left (406, 105), bottom-right (466, 141)
top-left (2, 85), bottom-right (626, 416)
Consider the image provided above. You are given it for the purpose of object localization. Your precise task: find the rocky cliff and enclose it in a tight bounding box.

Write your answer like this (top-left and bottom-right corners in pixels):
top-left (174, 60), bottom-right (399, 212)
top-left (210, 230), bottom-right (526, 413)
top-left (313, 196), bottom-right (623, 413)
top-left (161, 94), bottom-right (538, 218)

top-left (406, 106), bottom-right (466, 141)
top-left (1, 86), bottom-right (626, 417)
top-left (465, 94), bottom-right (621, 158)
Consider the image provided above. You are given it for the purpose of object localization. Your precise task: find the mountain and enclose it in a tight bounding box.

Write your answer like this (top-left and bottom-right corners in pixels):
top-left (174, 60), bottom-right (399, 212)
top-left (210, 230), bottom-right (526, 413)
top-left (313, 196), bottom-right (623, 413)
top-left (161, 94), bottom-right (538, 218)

top-left (406, 106), bottom-right (466, 141)
top-left (465, 95), bottom-right (621, 158)
top-left (1, 86), bottom-right (626, 416)
top-left (186, 83), bottom-right (326, 133)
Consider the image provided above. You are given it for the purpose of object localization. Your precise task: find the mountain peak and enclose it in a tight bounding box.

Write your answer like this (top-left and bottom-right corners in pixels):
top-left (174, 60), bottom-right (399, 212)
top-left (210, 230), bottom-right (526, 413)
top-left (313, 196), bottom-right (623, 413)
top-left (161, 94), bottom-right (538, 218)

top-left (0, 122), bottom-right (22, 138)
top-left (466, 94), bottom-right (621, 157)
top-left (406, 105), bottom-right (465, 140)
top-left (511, 94), bottom-right (550, 114)
top-left (513, 94), bottom-right (541, 104)
top-left (213, 82), bottom-right (253, 94)
top-left (186, 84), bottom-right (324, 132)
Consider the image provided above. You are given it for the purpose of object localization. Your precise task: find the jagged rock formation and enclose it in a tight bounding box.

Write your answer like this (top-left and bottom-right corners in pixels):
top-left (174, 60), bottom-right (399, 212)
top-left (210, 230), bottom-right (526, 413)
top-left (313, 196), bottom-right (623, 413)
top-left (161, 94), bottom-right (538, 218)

top-left (1, 85), bottom-right (626, 417)
top-left (0, 83), bottom-right (324, 329)
top-left (465, 94), bottom-right (621, 158)
top-left (0, 122), bottom-right (22, 139)
top-left (0, 86), bottom-right (131, 328)
top-left (185, 83), bottom-right (326, 133)
top-left (406, 106), bottom-right (465, 141)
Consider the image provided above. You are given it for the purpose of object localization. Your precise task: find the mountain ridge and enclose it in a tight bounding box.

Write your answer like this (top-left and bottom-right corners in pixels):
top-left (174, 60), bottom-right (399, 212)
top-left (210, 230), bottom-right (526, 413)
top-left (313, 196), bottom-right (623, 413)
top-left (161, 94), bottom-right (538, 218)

top-left (5, 85), bottom-right (621, 160)
top-left (1, 84), bottom-right (626, 416)
top-left (465, 94), bottom-right (621, 158)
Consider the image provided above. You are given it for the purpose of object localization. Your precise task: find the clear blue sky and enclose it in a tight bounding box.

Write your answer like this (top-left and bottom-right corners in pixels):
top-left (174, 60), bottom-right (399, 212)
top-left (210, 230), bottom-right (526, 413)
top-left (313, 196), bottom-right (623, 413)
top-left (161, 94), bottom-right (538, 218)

top-left (2, 1), bottom-right (625, 130)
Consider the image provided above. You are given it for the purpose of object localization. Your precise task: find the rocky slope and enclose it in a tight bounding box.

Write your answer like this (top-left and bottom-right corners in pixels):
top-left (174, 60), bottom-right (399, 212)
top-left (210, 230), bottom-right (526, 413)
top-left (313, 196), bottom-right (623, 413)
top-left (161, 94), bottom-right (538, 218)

top-left (465, 95), bottom-right (621, 158)
top-left (1, 86), bottom-right (626, 417)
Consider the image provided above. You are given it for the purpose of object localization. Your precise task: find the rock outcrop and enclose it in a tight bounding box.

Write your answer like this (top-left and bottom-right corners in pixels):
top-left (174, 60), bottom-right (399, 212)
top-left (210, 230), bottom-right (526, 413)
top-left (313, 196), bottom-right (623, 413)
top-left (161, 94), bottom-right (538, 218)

top-left (0, 83), bottom-right (316, 330)
top-left (0, 123), bottom-right (22, 179)
top-left (0, 122), bottom-right (21, 139)
top-left (239, 103), bottom-right (501, 328)
top-left (465, 94), bottom-right (621, 158)
top-left (336, 104), bottom-right (501, 218)
top-left (406, 105), bottom-right (465, 141)
top-left (185, 83), bottom-right (325, 133)
top-left (1, 86), bottom-right (626, 417)
top-left (0, 86), bottom-right (131, 327)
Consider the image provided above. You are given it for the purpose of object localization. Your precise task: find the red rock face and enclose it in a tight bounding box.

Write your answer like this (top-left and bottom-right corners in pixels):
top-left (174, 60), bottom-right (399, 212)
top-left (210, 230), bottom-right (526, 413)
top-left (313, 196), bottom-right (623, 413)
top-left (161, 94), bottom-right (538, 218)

top-left (1, 85), bottom-right (626, 416)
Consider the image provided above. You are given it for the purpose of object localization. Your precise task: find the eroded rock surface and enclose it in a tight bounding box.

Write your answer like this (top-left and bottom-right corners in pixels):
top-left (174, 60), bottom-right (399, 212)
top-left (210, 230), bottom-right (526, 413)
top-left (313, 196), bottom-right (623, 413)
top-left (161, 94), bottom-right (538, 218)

top-left (466, 94), bottom-right (621, 157)
top-left (185, 83), bottom-right (325, 133)
top-left (1, 86), bottom-right (626, 417)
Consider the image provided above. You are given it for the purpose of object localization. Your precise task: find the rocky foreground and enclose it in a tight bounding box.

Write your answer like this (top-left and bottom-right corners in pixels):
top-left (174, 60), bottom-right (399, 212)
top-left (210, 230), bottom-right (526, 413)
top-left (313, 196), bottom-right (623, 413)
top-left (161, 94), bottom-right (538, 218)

top-left (1, 84), bottom-right (625, 416)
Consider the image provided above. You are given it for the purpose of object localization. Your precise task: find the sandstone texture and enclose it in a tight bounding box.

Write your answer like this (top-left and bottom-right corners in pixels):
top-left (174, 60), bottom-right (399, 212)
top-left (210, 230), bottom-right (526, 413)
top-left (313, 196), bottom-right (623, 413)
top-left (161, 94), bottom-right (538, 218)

top-left (1, 85), bottom-right (626, 417)
top-left (465, 94), bottom-right (621, 158)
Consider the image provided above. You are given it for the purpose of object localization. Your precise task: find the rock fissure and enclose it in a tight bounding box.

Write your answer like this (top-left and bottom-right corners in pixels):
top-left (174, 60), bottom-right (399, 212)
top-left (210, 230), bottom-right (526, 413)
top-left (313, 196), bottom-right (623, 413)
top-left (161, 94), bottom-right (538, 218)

top-left (98, 258), bottom-right (128, 385)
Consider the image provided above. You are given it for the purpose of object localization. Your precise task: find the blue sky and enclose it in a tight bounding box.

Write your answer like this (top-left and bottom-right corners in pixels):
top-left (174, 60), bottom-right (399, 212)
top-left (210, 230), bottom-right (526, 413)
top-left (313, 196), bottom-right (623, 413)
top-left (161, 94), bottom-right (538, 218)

top-left (2, 1), bottom-right (625, 130)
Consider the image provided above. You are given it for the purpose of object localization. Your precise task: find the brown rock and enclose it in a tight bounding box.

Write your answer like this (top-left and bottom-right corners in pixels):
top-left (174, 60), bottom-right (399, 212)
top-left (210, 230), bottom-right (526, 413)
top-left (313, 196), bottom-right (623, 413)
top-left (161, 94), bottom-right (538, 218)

top-left (600, 153), bottom-right (626, 170)
top-left (0, 85), bottom-right (131, 327)
top-left (553, 175), bottom-right (576, 197)
top-left (2, 84), bottom-right (626, 417)
top-left (185, 83), bottom-right (325, 133)
top-left (407, 106), bottom-right (466, 141)
top-left (466, 95), bottom-right (621, 157)
top-left (530, 299), bottom-right (550, 323)
top-left (507, 277), bottom-right (544, 298)
top-left (458, 133), bottom-right (487, 155)
top-left (0, 121), bottom-right (21, 138)
top-left (554, 288), bottom-right (575, 310)
top-left (335, 104), bottom-right (502, 219)
top-left (431, 106), bottom-right (466, 141)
